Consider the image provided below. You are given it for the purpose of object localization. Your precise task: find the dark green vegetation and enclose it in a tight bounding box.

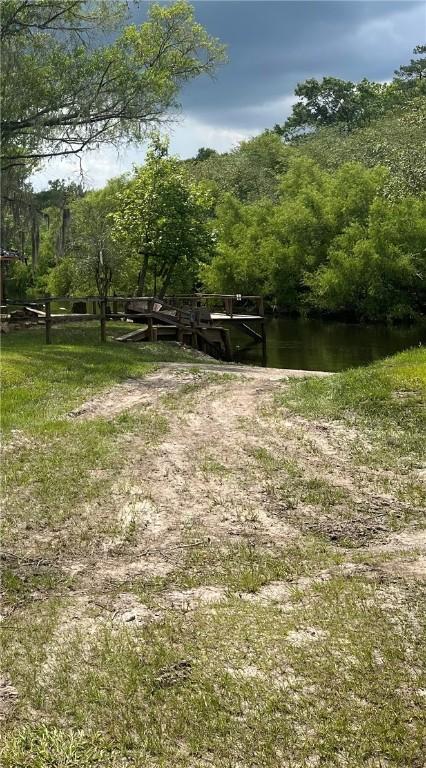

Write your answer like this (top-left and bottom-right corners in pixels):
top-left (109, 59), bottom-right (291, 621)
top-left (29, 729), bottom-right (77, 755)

top-left (1, 333), bottom-right (425, 767)
top-left (199, 71), bottom-right (426, 320)
top-left (203, 158), bottom-right (426, 319)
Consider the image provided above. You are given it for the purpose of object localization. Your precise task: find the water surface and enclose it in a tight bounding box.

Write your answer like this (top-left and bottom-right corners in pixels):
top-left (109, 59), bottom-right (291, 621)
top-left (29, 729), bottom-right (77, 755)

top-left (233, 317), bottom-right (426, 371)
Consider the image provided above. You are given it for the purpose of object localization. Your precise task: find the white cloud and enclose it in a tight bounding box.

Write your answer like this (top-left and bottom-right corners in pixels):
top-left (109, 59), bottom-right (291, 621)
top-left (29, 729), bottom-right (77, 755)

top-left (30, 115), bottom-right (251, 192)
top-left (170, 115), bottom-right (249, 155)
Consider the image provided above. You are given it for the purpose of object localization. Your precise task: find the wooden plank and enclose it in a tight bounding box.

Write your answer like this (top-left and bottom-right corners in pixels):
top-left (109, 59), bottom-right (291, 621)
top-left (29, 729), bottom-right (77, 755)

top-left (261, 321), bottom-right (267, 367)
top-left (115, 325), bottom-right (148, 342)
top-left (24, 305), bottom-right (45, 317)
top-left (239, 322), bottom-right (263, 343)
top-left (100, 297), bottom-right (107, 343)
top-left (151, 310), bottom-right (186, 328)
top-left (155, 325), bottom-right (177, 337)
top-left (222, 328), bottom-right (233, 361)
top-left (210, 313), bottom-right (263, 322)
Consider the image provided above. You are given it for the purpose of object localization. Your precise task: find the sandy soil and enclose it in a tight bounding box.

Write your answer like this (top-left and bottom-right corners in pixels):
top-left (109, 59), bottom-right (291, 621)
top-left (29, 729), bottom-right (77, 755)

top-left (62, 363), bottom-right (425, 607)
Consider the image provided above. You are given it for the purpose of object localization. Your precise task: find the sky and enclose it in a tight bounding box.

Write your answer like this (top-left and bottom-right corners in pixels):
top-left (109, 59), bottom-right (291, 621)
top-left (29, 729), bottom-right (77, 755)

top-left (31, 0), bottom-right (425, 191)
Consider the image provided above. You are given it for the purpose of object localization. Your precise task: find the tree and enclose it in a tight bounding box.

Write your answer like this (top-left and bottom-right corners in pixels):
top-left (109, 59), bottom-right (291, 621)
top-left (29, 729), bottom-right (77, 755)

top-left (195, 147), bottom-right (219, 161)
top-left (34, 180), bottom-right (84, 267)
top-left (203, 157), bottom-right (393, 316)
top-left (1, 1), bottom-right (226, 173)
top-left (201, 194), bottom-right (275, 295)
top-left (394, 44), bottom-right (426, 88)
top-left (62, 177), bottom-right (127, 295)
top-left (293, 93), bottom-right (426, 199)
top-left (306, 196), bottom-right (426, 320)
top-left (111, 137), bottom-right (215, 297)
top-left (276, 77), bottom-right (387, 137)
top-left (189, 132), bottom-right (291, 202)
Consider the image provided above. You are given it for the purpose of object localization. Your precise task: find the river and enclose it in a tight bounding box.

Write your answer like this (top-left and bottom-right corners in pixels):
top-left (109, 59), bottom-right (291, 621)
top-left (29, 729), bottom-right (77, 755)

top-left (232, 316), bottom-right (426, 371)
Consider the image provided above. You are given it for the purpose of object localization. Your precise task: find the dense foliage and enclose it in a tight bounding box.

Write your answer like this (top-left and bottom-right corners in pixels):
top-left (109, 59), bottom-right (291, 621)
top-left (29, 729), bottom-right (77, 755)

top-left (199, 45), bottom-right (426, 321)
top-left (110, 138), bottom-right (215, 297)
top-left (203, 157), bottom-right (426, 320)
top-left (1, 0), bottom-right (225, 173)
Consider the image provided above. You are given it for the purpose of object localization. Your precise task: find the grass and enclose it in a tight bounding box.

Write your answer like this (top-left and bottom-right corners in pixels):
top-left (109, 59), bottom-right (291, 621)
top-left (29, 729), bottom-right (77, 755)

top-left (1, 560), bottom-right (70, 606)
top-left (128, 536), bottom-right (343, 599)
top-left (275, 347), bottom-right (426, 516)
top-left (1, 333), bottom-right (425, 767)
top-left (278, 347), bottom-right (426, 469)
top-left (2, 579), bottom-right (425, 767)
top-left (1, 322), bottom-right (208, 433)
top-left (0, 324), bottom-right (189, 553)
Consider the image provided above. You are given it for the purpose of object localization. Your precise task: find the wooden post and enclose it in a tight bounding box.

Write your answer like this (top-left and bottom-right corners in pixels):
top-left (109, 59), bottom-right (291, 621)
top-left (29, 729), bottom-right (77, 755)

top-left (0, 263), bottom-right (6, 304)
top-left (223, 328), bottom-right (233, 362)
top-left (258, 296), bottom-right (264, 317)
top-left (92, 300), bottom-right (97, 315)
top-left (191, 326), bottom-right (198, 350)
top-left (261, 320), bottom-right (267, 367)
top-left (100, 296), bottom-right (107, 342)
top-left (147, 298), bottom-right (154, 341)
top-left (112, 293), bottom-right (118, 315)
top-left (45, 294), bottom-right (52, 345)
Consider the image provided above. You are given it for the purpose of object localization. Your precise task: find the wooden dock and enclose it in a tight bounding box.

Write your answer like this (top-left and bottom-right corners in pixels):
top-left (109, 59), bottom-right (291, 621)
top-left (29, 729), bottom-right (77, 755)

top-left (117, 294), bottom-right (266, 363)
top-left (2, 293), bottom-right (267, 364)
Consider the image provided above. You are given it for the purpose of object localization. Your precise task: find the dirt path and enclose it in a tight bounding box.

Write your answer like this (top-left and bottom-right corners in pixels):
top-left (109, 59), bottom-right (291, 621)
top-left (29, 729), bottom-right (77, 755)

top-left (77, 365), bottom-right (328, 560)
top-left (3, 362), bottom-right (425, 750)
top-left (68, 363), bottom-right (424, 598)
top-left (68, 363), bottom-right (330, 420)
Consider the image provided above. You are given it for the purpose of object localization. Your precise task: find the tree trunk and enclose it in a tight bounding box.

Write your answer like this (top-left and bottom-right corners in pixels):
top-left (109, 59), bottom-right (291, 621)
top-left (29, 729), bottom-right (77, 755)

top-left (159, 257), bottom-right (177, 299)
top-left (31, 216), bottom-right (39, 273)
top-left (138, 250), bottom-right (149, 295)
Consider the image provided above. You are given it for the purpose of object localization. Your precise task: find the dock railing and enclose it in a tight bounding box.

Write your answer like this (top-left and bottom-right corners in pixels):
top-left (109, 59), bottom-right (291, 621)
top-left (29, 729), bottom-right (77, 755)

top-left (2, 293), bottom-right (265, 346)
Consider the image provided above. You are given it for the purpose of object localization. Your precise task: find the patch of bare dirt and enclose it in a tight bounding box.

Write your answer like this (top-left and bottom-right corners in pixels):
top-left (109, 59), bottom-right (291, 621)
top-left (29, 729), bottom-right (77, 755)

top-left (380, 556), bottom-right (426, 580)
top-left (111, 593), bottom-right (161, 624)
top-left (162, 586), bottom-right (226, 611)
top-left (68, 363), bottom-right (329, 421)
top-left (0, 675), bottom-right (19, 721)
top-left (68, 368), bottom-right (202, 420)
top-left (60, 362), bottom-right (424, 593)
top-left (286, 627), bottom-right (327, 646)
top-left (378, 528), bottom-right (426, 552)
top-left (302, 515), bottom-right (392, 547)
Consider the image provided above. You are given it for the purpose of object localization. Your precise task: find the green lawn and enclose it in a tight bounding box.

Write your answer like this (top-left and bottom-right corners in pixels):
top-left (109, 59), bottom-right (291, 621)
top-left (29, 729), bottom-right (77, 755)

top-left (1, 324), bottom-right (196, 553)
top-left (1, 322), bottom-right (204, 433)
top-left (1, 332), bottom-right (425, 768)
top-left (279, 347), bottom-right (426, 478)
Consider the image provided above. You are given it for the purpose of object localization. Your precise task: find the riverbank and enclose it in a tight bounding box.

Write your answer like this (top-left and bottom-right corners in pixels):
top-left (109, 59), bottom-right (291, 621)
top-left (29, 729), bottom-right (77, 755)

top-left (1, 326), bottom-right (425, 767)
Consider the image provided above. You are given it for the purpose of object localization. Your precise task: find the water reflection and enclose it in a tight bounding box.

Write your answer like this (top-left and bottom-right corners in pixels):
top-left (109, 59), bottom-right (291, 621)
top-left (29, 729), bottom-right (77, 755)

top-left (233, 317), bottom-right (426, 371)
